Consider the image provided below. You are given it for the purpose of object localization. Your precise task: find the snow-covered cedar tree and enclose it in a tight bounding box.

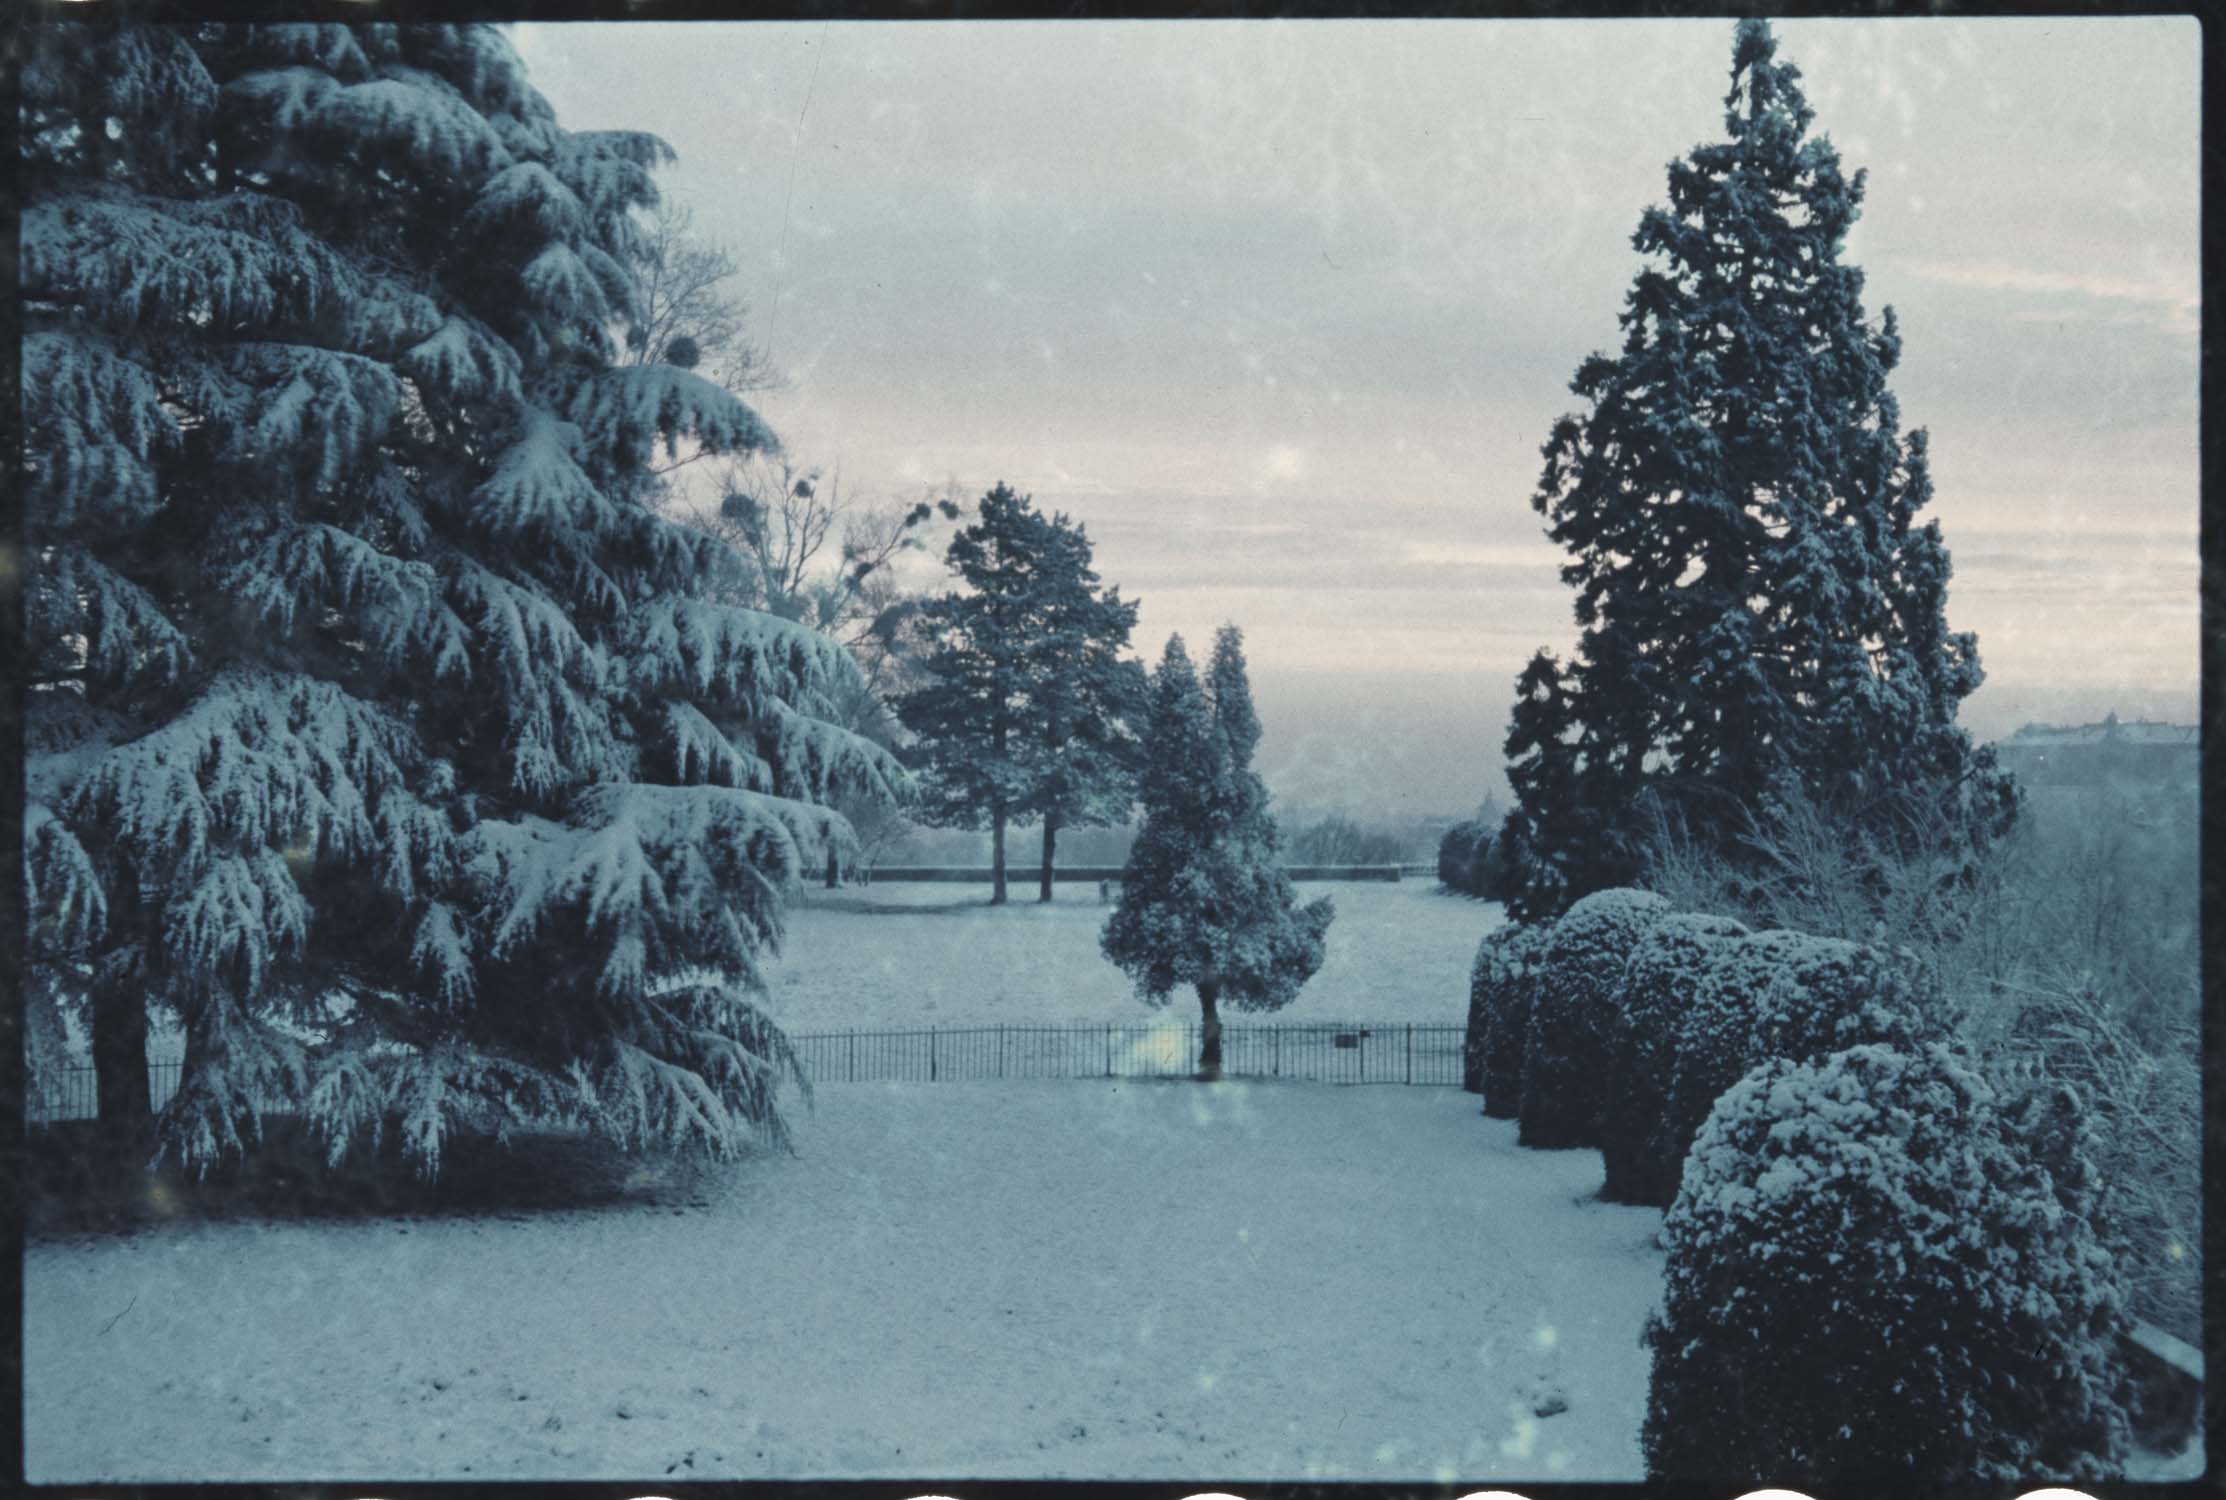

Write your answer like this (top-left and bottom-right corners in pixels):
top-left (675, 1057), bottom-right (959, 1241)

top-left (1658, 928), bottom-right (1942, 1203)
top-left (1595, 910), bottom-right (1748, 1205)
top-left (1102, 629), bottom-right (1332, 1079)
top-left (22, 22), bottom-right (898, 1175)
top-left (897, 483), bottom-right (1142, 904)
top-left (1464, 920), bottom-right (1540, 1110)
top-left (1518, 887), bottom-right (1669, 1148)
top-left (1497, 18), bottom-right (2014, 925)
top-left (1644, 1042), bottom-right (2130, 1481)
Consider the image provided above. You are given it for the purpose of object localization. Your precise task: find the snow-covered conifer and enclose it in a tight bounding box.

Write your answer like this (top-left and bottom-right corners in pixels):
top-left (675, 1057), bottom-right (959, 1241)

top-left (1518, 887), bottom-right (1668, 1148)
top-left (1499, 18), bottom-right (2013, 923)
top-left (1644, 1042), bottom-right (2130, 1480)
top-left (1102, 629), bottom-right (1332, 1078)
top-left (1013, 514), bottom-right (1147, 902)
top-left (898, 484), bottom-right (1101, 904)
top-left (23, 21), bottom-right (893, 1174)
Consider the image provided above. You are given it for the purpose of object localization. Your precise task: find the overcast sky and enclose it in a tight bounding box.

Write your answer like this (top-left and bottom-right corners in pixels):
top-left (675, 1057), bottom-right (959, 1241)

top-left (514, 17), bottom-right (2199, 818)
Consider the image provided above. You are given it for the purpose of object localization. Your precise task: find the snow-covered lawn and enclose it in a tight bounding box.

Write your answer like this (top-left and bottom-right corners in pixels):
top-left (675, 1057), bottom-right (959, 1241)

top-left (764, 880), bottom-right (1502, 1030)
top-left (26, 1080), bottom-right (1663, 1482)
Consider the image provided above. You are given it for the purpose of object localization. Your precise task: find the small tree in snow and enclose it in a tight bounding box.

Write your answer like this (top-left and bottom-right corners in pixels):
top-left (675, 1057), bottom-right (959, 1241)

top-left (22, 22), bottom-right (896, 1174)
top-left (1645, 1042), bottom-right (2130, 1481)
top-left (1102, 629), bottom-right (1332, 1079)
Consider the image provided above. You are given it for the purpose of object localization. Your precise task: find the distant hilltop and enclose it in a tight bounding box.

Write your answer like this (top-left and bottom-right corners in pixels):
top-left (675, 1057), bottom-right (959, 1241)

top-left (1994, 714), bottom-right (2198, 785)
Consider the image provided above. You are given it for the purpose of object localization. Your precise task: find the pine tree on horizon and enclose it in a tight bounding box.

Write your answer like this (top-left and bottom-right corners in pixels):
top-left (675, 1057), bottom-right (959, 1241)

top-left (22, 22), bottom-right (896, 1175)
top-left (1103, 627), bottom-right (1332, 1079)
top-left (1499, 17), bottom-right (2015, 923)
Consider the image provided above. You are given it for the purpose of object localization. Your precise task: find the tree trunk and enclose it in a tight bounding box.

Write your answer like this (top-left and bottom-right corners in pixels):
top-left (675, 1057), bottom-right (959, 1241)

top-left (89, 983), bottom-right (152, 1139)
top-left (990, 806), bottom-right (1008, 905)
top-left (1039, 812), bottom-right (1059, 903)
top-left (1197, 975), bottom-right (1223, 1081)
top-left (825, 844), bottom-right (840, 889)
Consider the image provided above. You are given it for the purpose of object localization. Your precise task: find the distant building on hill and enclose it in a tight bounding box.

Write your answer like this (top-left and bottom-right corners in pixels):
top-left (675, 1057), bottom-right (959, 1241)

top-left (1994, 714), bottom-right (2199, 786)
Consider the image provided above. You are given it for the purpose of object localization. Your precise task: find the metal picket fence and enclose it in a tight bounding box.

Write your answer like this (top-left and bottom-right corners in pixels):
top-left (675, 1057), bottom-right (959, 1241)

top-left (785, 1021), bottom-right (1466, 1087)
top-left (28, 1023), bottom-right (1464, 1124)
top-left (28, 1059), bottom-right (185, 1126)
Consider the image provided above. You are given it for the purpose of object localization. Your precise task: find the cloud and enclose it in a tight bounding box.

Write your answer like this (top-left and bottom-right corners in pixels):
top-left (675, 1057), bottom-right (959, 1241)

top-left (514, 18), bottom-right (2198, 811)
top-left (1899, 258), bottom-right (2199, 334)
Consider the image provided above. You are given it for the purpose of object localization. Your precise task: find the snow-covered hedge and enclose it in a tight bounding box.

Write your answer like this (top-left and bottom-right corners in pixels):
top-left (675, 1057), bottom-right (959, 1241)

top-left (1596, 910), bottom-right (1748, 1204)
top-left (1463, 920), bottom-right (1539, 1108)
top-left (1518, 887), bottom-right (1669, 1148)
top-left (1657, 929), bottom-right (1938, 1188)
top-left (1477, 921), bottom-right (1549, 1118)
top-left (1643, 1041), bottom-right (2130, 1481)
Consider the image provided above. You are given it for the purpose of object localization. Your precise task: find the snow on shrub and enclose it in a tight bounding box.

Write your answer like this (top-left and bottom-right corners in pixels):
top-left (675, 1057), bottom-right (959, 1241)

top-left (1596, 910), bottom-right (1748, 1204)
top-left (1658, 929), bottom-right (1939, 1194)
top-left (1518, 887), bottom-right (1668, 1148)
top-left (1477, 921), bottom-right (1549, 1119)
top-left (1464, 920), bottom-right (1537, 1108)
top-left (1643, 1041), bottom-right (2130, 1481)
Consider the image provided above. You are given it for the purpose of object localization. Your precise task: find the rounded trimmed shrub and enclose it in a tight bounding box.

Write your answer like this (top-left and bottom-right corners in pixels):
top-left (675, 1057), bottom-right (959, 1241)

top-left (1643, 1041), bottom-right (2130, 1482)
top-left (1596, 910), bottom-right (1749, 1205)
top-left (1659, 928), bottom-right (1937, 1195)
top-left (1518, 887), bottom-right (1669, 1148)
top-left (1437, 819), bottom-right (1493, 895)
top-left (1466, 920), bottom-right (1545, 1114)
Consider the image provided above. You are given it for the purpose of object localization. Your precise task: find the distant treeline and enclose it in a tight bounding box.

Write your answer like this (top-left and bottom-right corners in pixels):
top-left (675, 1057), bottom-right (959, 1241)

top-left (881, 810), bottom-right (1441, 871)
top-left (1436, 818), bottom-right (1518, 900)
top-left (860, 865), bottom-right (1415, 884)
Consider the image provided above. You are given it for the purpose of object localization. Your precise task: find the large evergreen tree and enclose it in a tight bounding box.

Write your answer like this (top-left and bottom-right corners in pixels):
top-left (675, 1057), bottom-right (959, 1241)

top-left (22, 22), bottom-right (896, 1174)
top-left (1499, 18), bottom-right (2013, 922)
top-left (1103, 628), bottom-right (1332, 1079)
top-left (1016, 518), bottom-right (1146, 902)
top-left (894, 484), bottom-right (1048, 904)
top-left (896, 483), bottom-right (1139, 903)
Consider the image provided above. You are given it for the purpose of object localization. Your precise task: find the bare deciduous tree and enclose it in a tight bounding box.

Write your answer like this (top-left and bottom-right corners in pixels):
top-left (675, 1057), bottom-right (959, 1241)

top-left (628, 201), bottom-right (961, 750)
top-left (624, 199), bottom-right (784, 399)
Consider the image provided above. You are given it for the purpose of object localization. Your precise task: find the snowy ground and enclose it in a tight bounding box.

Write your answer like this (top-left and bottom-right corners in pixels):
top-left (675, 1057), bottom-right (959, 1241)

top-left (763, 880), bottom-right (1502, 1030)
top-left (26, 1080), bottom-right (1663, 1483)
